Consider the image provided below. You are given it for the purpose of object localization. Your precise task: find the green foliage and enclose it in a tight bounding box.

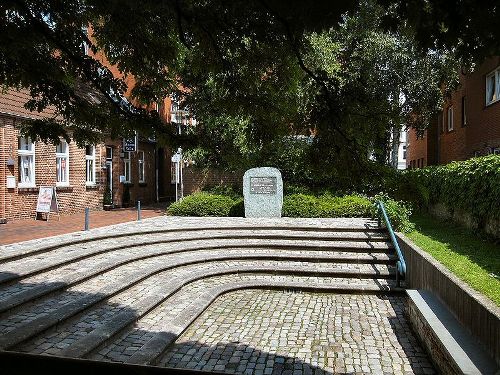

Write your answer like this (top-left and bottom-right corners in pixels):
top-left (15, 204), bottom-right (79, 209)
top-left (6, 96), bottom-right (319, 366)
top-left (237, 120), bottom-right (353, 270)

top-left (166, 193), bottom-right (242, 217)
top-left (202, 184), bottom-right (242, 200)
top-left (282, 194), bottom-right (322, 217)
top-left (282, 193), bottom-right (412, 232)
top-left (402, 155), bottom-right (500, 222)
top-left (373, 193), bottom-right (414, 233)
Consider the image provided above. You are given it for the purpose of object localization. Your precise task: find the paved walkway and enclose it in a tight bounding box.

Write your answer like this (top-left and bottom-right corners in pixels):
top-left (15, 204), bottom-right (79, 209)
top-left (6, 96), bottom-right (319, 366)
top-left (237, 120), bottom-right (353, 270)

top-left (0, 205), bottom-right (166, 245)
top-left (161, 290), bottom-right (435, 374)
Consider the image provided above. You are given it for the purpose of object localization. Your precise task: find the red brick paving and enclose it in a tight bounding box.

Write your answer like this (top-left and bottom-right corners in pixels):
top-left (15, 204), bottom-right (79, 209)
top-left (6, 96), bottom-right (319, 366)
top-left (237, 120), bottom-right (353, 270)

top-left (0, 205), bottom-right (166, 245)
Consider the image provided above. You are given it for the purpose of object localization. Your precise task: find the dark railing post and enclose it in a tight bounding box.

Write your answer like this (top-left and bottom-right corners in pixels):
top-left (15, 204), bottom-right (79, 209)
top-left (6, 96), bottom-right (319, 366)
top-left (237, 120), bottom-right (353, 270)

top-left (84, 208), bottom-right (90, 231)
top-left (137, 200), bottom-right (141, 222)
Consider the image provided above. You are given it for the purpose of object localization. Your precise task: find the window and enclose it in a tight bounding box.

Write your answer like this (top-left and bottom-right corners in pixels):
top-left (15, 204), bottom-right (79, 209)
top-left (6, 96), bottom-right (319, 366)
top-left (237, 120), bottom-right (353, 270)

top-left (123, 152), bottom-right (131, 183)
top-left (138, 151), bottom-right (145, 183)
top-left (56, 140), bottom-right (69, 186)
top-left (18, 137), bottom-right (35, 187)
top-left (461, 96), bottom-right (467, 127)
top-left (486, 67), bottom-right (500, 105)
top-left (447, 106), bottom-right (454, 131)
top-left (85, 145), bottom-right (96, 185)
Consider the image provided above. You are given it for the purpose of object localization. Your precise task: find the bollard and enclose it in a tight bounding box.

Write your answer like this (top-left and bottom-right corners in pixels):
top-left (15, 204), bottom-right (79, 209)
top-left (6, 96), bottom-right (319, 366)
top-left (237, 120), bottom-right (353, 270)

top-left (137, 200), bottom-right (142, 222)
top-left (84, 208), bottom-right (90, 231)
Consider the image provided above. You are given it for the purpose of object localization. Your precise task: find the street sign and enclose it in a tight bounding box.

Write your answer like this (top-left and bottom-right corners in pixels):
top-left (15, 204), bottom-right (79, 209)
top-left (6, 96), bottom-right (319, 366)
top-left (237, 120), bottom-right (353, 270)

top-left (123, 135), bottom-right (137, 152)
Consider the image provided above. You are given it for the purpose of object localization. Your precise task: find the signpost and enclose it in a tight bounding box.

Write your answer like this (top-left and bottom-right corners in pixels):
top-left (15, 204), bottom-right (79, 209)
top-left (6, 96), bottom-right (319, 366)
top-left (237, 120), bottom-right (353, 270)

top-left (35, 186), bottom-right (60, 221)
top-left (171, 149), bottom-right (183, 202)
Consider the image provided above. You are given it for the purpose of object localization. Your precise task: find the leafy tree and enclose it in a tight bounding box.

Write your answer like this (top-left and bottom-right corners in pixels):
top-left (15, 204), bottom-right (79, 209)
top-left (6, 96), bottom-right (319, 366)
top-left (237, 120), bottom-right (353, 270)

top-left (0, 0), bottom-right (497, 164)
top-left (185, 1), bottom-right (460, 188)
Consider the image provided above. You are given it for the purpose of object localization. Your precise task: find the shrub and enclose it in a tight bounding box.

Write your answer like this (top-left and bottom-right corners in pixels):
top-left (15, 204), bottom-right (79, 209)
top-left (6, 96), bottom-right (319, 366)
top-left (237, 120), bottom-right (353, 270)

top-left (372, 193), bottom-right (414, 233)
top-left (202, 184), bottom-right (242, 199)
top-left (282, 194), bottom-right (321, 217)
top-left (402, 155), bottom-right (500, 222)
top-left (167, 193), bottom-right (242, 217)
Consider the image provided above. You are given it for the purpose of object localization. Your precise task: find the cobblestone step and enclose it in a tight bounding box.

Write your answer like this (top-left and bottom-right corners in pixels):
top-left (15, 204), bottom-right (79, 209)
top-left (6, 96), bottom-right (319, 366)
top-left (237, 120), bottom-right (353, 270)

top-left (0, 237), bottom-right (393, 286)
top-left (0, 244), bottom-right (397, 314)
top-left (25, 272), bottom-right (400, 361)
top-left (129, 277), bottom-right (403, 366)
top-left (89, 273), bottom-right (400, 364)
top-left (6, 259), bottom-right (397, 353)
top-left (0, 218), bottom-right (382, 263)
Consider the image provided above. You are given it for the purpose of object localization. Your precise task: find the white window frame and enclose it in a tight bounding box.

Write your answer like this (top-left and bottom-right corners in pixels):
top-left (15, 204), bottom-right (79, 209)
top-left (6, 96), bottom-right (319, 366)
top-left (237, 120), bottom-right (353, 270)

top-left (56, 140), bottom-right (70, 186)
top-left (486, 67), bottom-right (500, 106)
top-left (138, 150), bottom-right (145, 183)
top-left (123, 151), bottom-right (131, 183)
top-left (85, 145), bottom-right (96, 185)
top-left (447, 106), bottom-right (454, 131)
top-left (18, 137), bottom-right (35, 188)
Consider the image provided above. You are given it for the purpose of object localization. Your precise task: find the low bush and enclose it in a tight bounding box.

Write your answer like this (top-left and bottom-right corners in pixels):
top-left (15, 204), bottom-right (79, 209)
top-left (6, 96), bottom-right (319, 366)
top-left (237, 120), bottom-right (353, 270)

top-left (282, 193), bottom-right (412, 232)
top-left (167, 192), bottom-right (413, 232)
top-left (167, 193), bottom-right (242, 217)
top-left (372, 193), bottom-right (414, 233)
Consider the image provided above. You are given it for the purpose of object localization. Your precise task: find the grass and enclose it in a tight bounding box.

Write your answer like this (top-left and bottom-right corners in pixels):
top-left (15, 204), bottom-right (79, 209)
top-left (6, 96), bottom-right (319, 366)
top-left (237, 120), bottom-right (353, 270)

top-left (407, 214), bottom-right (500, 306)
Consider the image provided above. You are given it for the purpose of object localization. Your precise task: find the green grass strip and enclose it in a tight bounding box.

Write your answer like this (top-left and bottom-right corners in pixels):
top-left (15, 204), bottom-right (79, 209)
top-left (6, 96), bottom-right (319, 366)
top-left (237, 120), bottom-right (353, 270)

top-left (407, 214), bottom-right (500, 306)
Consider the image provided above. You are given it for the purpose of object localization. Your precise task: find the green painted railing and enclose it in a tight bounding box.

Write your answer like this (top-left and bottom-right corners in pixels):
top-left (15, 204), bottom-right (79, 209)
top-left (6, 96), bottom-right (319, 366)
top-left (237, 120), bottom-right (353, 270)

top-left (375, 201), bottom-right (406, 286)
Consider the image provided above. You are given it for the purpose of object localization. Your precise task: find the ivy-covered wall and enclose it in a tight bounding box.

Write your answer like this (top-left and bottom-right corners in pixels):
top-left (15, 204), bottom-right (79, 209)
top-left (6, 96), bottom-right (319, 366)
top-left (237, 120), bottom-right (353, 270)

top-left (400, 155), bottom-right (500, 238)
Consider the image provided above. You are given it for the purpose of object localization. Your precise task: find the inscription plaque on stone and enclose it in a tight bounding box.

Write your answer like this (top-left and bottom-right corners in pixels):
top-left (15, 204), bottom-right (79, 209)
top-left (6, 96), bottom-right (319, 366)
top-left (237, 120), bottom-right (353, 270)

top-left (250, 177), bottom-right (277, 195)
top-left (243, 167), bottom-right (283, 218)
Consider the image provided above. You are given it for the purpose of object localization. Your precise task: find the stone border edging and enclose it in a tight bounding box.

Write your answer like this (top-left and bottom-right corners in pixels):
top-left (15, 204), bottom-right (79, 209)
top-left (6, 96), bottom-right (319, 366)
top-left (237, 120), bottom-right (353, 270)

top-left (396, 232), bottom-right (500, 366)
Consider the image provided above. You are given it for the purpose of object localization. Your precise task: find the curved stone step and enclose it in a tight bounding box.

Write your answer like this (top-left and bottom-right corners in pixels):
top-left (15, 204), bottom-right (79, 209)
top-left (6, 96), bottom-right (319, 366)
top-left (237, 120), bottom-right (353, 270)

top-left (23, 272), bottom-right (400, 360)
top-left (0, 217), bottom-right (382, 263)
top-left (0, 243), bottom-right (397, 313)
top-left (0, 238), bottom-right (394, 285)
top-left (4, 258), bottom-right (395, 351)
top-left (130, 277), bottom-right (402, 366)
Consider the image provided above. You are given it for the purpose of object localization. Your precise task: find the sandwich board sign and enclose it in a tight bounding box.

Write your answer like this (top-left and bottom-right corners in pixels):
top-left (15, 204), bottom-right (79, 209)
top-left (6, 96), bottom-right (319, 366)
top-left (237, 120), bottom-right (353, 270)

top-left (35, 186), bottom-right (60, 221)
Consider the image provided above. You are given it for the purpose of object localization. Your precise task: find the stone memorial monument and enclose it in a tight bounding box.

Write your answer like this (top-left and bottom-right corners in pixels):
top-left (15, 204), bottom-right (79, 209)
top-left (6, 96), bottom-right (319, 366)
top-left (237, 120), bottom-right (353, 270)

top-left (243, 167), bottom-right (283, 218)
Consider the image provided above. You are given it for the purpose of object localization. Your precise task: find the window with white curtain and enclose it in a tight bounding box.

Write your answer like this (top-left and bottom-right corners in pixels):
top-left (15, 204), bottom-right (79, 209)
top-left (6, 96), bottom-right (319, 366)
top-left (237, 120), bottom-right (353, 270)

top-left (18, 137), bottom-right (35, 187)
top-left (486, 67), bottom-right (500, 105)
top-left (138, 151), bottom-right (145, 183)
top-left (447, 106), bottom-right (454, 131)
top-left (85, 145), bottom-right (96, 185)
top-left (56, 140), bottom-right (69, 186)
top-left (124, 151), bottom-right (131, 183)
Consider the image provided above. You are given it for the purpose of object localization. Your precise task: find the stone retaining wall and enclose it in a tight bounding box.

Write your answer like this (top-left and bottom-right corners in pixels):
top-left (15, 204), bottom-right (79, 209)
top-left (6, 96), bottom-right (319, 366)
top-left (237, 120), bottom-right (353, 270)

top-left (396, 232), bottom-right (500, 366)
top-left (428, 202), bottom-right (500, 240)
top-left (405, 297), bottom-right (461, 374)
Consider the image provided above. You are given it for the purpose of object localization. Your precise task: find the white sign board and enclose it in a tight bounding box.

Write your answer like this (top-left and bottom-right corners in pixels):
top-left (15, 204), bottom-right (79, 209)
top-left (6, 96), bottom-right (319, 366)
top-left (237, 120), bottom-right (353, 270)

top-left (35, 186), bottom-right (60, 220)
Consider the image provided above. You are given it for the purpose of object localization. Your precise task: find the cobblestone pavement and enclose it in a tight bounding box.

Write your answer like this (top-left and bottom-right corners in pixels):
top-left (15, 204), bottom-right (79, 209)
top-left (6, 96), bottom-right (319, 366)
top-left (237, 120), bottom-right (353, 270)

top-left (0, 216), bottom-right (427, 372)
top-left (160, 290), bottom-right (435, 375)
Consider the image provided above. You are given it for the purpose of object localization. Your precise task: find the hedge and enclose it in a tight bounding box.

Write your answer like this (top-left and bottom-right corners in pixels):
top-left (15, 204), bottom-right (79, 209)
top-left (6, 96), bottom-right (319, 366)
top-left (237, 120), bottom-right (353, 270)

top-left (168, 192), bottom-right (413, 232)
top-left (167, 193), bottom-right (242, 217)
top-left (399, 155), bottom-right (500, 223)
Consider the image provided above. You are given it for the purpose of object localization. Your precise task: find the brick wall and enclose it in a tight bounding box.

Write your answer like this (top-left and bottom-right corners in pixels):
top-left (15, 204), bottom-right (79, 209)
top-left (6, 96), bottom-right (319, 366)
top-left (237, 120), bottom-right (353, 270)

top-left (0, 115), bottom-right (104, 221)
top-left (0, 115), bottom-right (166, 222)
top-left (407, 57), bottom-right (500, 166)
top-left (182, 167), bottom-right (243, 196)
top-left (406, 128), bottom-right (428, 168)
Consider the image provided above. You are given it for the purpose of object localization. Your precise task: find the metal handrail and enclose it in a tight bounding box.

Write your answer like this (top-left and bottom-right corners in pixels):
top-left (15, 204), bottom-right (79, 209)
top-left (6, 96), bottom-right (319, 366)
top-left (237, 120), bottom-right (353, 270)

top-left (375, 200), bottom-right (406, 286)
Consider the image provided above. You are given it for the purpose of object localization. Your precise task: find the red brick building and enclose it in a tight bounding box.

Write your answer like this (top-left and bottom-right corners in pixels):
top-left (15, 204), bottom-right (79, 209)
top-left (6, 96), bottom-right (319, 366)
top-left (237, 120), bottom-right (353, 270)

top-left (0, 88), bottom-right (179, 222)
top-left (407, 57), bottom-right (500, 168)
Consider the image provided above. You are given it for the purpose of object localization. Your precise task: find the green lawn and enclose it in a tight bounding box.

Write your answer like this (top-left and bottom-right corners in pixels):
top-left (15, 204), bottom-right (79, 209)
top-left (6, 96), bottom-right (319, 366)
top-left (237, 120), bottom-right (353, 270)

top-left (407, 214), bottom-right (500, 306)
